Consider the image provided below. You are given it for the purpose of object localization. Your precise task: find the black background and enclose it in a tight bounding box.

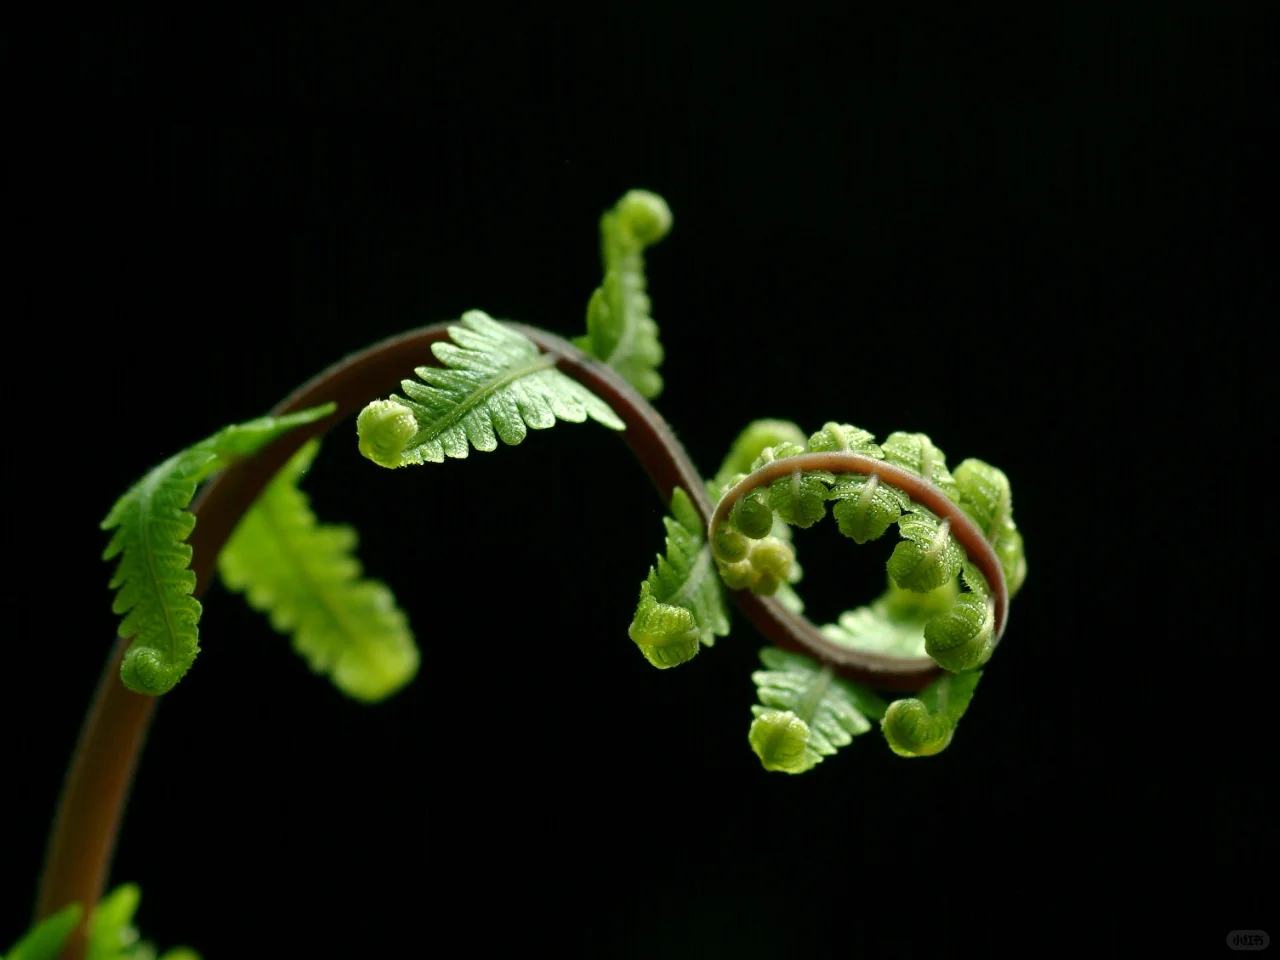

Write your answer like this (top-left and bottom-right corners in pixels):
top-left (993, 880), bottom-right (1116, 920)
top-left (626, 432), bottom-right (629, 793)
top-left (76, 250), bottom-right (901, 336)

top-left (5, 8), bottom-right (1275, 957)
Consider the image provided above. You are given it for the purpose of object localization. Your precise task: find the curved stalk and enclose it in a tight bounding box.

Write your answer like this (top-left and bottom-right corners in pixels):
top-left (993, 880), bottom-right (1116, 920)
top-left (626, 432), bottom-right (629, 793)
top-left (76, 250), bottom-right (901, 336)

top-left (709, 453), bottom-right (1009, 652)
top-left (37, 321), bottom-right (945, 953)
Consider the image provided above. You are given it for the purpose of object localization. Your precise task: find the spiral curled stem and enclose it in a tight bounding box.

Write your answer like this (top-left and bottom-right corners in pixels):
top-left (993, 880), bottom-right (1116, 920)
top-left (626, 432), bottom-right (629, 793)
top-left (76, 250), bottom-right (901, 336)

top-left (708, 452), bottom-right (1009, 654)
top-left (38, 320), bottom-right (955, 954)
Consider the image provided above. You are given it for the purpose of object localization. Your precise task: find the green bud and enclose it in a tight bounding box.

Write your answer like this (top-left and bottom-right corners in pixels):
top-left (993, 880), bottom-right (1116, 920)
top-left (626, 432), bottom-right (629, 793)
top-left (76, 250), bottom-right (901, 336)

top-left (732, 493), bottom-right (774, 539)
top-left (711, 524), bottom-right (749, 563)
top-left (616, 189), bottom-right (672, 245)
top-left (357, 400), bottom-right (418, 468)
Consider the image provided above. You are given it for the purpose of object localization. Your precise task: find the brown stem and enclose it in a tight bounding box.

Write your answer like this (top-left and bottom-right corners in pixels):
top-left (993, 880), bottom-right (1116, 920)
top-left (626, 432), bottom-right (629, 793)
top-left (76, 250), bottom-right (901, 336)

top-left (36, 321), bottom-right (944, 954)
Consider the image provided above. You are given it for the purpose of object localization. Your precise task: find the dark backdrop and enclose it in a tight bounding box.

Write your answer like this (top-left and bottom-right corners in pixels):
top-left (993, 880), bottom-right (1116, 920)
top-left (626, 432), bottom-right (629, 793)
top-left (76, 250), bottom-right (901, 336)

top-left (5, 8), bottom-right (1274, 957)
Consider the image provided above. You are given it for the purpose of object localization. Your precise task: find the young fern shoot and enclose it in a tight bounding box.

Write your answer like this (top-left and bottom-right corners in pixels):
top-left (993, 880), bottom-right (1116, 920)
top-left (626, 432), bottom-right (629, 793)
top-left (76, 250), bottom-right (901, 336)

top-left (29, 185), bottom-right (1029, 958)
top-left (349, 190), bottom-right (1027, 773)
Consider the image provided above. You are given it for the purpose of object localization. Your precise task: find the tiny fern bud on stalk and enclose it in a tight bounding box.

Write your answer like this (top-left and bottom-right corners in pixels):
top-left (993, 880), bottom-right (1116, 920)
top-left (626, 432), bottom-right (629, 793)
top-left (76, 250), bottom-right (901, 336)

top-left (356, 399), bottom-right (418, 468)
top-left (882, 670), bottom-right (982, 757)
top-left (616, 189), bottom-right (673, 245)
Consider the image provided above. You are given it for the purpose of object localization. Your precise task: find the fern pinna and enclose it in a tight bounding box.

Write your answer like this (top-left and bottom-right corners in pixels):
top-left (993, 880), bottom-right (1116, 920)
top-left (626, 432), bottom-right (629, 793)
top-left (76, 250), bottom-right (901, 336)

top-left (31, 187), bottom-right (1026, 954)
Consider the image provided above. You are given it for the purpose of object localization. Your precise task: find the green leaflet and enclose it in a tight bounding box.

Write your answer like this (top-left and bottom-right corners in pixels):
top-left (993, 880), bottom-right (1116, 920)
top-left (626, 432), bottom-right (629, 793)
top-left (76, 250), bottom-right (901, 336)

top-left (752, 442), bottom-right (833, 529)
top-left (820, 575), bottom-right (960, 659)
top-left (629, 487), bottom-right (730, 668)
top-left (924, 563), bottom-right (995, 672)
top-left (573, 190), bottom-right (672, 399)
top-left (882, 431), bottom-right (960, 502)
top-left (806, 421), bottom-right (883, 457)
top-left (954, 458), bottom-right (1027, 597)
top-left (707, 419), bottom-right (808, 499)
top-left (357, 310), bottom-right (624, 468)
top-left (886, 504), bottom-right (965, 593)
top-left (218, 439), bottom-right (419, 702)
top-left (830, 475), bottom-right (910, 544)
top-left (102, 405), bottom-right (336, 695)
top-left (3, 904), bottom-right (81, 960)
top-left (3, 884), bottom-right (199, 960)
top-left (748, 648), bottom-right (887, 773)
top-left (882, 669), bottom-right (982, 757)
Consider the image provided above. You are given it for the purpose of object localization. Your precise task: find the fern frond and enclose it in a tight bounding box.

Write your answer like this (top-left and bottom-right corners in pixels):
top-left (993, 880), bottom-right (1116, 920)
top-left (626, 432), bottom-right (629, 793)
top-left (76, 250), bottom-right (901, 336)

top-left (573, 190), bottom-right (672, 399)
top-left (629, 487), bottom-right (730, 668)
top-left (748, 648), bottom-right (887, 773)
top-left (357, 310), bottom-right (624, 468)
top-left (102, 405), bottom-right (336, 695)
top-left (882, 669), bottom-right (982, 757)
top-left (218, 440), bottom-right (419, 702)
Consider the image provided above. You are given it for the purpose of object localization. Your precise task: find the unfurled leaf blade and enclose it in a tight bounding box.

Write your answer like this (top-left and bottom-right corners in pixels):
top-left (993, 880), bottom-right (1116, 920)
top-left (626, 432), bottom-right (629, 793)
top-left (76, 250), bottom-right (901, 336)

top-left (358, 311), bottom-right (623, 468)
top-left (219, 439), bottom-right (418, 702)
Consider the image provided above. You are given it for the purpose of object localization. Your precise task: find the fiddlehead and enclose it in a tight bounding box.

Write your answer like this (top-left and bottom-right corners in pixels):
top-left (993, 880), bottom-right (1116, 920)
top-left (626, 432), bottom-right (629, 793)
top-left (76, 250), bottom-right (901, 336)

top-left (700, 422), bottom-right (1025, 770)
top-left (101, 405), bottom-right (336, 695)
top-left (572, 189), bottom-right (671, 398)
top-left (882, 669), bottom-right (983, 758)
top-left (628, 487), bottom-right (731, 668)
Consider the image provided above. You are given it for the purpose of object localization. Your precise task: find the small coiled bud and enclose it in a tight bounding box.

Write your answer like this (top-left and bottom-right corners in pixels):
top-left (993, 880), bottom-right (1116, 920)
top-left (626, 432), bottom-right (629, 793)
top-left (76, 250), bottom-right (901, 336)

top-left (711, 524), bottom-right (749, 563)
top-left (750, 537), bottom-right (794, 581)
top-left (120, 646), bottom-right (181, 696)
top-left (616, 189), bottom-right (673, 246)
top-left (357, 399), bottom-right (419, 468)
top-left (731, 493), bottom-right (774, 539)
top-left (882, 699), bottom-right (952, 757)
top-left (716, 557), bottom-right (756, 592)
top-left (748, 709), bottom-right (812, 773)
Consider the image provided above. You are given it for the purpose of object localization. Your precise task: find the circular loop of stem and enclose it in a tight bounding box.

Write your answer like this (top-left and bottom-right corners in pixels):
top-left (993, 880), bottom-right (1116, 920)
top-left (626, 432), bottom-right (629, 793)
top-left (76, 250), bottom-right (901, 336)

top-left (707, 452), bottom-right (1009, 675)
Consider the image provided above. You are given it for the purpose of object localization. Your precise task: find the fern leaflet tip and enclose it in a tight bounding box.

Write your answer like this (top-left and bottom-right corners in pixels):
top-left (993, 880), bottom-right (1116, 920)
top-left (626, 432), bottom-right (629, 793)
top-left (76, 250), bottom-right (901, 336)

top-left (628, 486), bottom-right (730, 668)
top-left (576, 191), bottom-right (671, 399)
